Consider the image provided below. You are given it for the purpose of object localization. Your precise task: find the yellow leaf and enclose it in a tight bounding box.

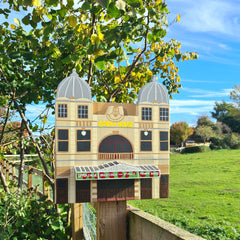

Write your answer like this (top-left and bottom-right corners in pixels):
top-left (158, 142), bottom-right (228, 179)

top-left (42, 118), bottom-right (47, 124)
top-left (32, 0), bottom-right (41, 7)
top-left (146, 70), bottom-right (152, 76)
top-left (177, 14), bottom-right (180, 22)
top-left (91, 34), bottom-right (99, 44)
top-left (68, 15), bottom-right (77, 28)
top-left (114, 76), bottom-right (121, 83)
top-left (37, 95), bottom-right (41, 99)
top-left (100, 12), bottom-right (104, 21)
top-left (10, 24), bottom-right (16, 30)
top-left (45, 41), bottom-right (51, 47)
top-left (47, 14), bottom-right (52, 20)
top-left (81, 14), bottom-right (86, 22)
top-left (104, 89), bottom-right (108, 94)
top-left (14, 18), bottom-right (20, 26)
top-left (99, 31), bottom-right (104, 41)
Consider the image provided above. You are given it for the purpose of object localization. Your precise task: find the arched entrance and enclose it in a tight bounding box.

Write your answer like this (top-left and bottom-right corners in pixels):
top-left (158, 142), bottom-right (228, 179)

top-left (98, 135), bottom-right (134, 160)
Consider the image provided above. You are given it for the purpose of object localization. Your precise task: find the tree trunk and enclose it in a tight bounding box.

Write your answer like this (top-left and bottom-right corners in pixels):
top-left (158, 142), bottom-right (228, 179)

top-left (0, 166), bottom-right (10, 194)
top-left (18, 118), bottom-right (25, 191)
top-left (13, 100), bottom-right (53, 185)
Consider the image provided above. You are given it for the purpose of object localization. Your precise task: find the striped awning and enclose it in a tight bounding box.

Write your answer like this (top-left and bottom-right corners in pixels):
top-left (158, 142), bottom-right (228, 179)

top-left (74, 161), bottom-right (160, 180)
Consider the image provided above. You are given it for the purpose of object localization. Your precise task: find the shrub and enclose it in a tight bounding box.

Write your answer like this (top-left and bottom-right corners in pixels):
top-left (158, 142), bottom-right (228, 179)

top-left (0, 188), bottom-right (70, 239)
top-left (181, 145), bottom-right (211, 154)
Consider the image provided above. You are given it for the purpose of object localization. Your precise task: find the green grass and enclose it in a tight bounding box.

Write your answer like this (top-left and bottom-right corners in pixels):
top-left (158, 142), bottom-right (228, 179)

top-left (129, 149), bottom-right (240, 239)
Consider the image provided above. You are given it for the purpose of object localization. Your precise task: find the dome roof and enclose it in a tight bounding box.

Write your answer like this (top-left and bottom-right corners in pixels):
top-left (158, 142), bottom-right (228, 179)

top-left (137, 75), bottom-right (169, 105)
top-left (56, 69), bottom-right (92, 101)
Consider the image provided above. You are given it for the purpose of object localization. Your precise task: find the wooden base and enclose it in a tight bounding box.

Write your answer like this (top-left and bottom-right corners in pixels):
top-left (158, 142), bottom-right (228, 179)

top-left (97, 201), bottom-right (127, 240)
top-left (71, 203), bottom-right (84, 240)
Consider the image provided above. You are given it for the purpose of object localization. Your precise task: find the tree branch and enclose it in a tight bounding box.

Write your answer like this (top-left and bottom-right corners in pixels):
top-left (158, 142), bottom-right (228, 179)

top-left (87, 3), bottom-right (96, 85)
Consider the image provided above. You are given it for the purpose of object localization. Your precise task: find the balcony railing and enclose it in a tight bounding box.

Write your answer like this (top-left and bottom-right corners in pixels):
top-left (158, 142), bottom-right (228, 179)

top-left (98, 153), bottom-right (134, 160)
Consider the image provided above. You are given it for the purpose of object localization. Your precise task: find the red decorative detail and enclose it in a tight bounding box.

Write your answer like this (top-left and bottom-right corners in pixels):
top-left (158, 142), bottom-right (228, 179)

top-left (118, 172), bottom-right (123, 178)
top-left (99, 172), bottom-right (106, 179)
top-left (139, 171), bottom-right (146, 177)
top-left (108, 172), bottom-right (115, 178)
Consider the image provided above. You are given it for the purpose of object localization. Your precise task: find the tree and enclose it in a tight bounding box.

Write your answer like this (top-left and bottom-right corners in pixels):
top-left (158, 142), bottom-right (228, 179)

top-left (195, 125), bottom-right (214, 143)
top-left (0, 0), bottom-right (198, 190)
top-left (170, 121), bottom-right (190, 147)
top-left (211, 101), bottom-right (240, 133)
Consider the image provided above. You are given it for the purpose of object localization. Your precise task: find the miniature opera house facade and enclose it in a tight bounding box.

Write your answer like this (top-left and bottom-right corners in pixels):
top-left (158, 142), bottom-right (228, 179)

top-left (55, 69), bottom-right (170, 204)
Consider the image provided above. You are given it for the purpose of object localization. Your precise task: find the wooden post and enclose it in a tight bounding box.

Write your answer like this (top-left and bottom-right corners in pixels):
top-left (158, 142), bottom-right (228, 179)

top-left (5, 160), bottom-right (9, 180)
top-left (97, 201), bottom-right (127, 240)
top-left (12, 164), bottom-right (15, 184)
top-left (71, 203), bottom-right (84, 240)
top-left (28, 166), bottom-right (33, 189)
top-left (43, 177), bottom-right (50, 199)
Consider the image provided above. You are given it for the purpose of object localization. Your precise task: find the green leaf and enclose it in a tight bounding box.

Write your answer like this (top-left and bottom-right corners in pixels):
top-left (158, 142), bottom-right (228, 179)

top-left (95, 0), bottom-right (109, 8)
top-left (107, 2), bottom-right (121, 18)
top-left (9, 52), bottom-right (21, 59)
top-left (51, 221), bottom-right (60, 230)
top-left (95, 60), bottom-right (106, 70)
top-left (67, 0), bottom-right (74, 8)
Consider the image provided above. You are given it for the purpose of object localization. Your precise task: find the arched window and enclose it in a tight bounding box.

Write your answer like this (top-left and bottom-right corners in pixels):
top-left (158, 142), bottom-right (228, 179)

top-left (99, 135), bottom-right (133, 153)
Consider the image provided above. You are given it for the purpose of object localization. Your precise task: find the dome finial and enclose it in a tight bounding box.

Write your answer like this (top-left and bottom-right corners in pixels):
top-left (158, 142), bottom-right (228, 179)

top-left (151, 75), bottom-right (158, 82)
top-left (71, 68), bottom-right (78, 76)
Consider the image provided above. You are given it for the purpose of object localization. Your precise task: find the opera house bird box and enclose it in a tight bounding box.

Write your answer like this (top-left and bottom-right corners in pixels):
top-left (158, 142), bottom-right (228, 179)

top-left (55, 69), bottom-right (170, 204)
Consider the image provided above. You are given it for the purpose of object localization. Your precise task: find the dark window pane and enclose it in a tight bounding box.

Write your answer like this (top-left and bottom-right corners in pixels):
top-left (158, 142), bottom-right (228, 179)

top-left (141, 142), bottom-right (152, 151)
top-left (160, 108), bottom-right (169, 121)
top-left (77, 130), bottom-right (90, 140)
top-left (160, 131), bottom-right (168, 141)
top-left (58, 129), bottom-right (68, 140)
top-left (142, 107), bottom-right (152, 120)
top-left (56, 178), bottom-right (68, 204)
top-left (58, 141), bottom-right (68, 152)
top-left (141, 131), bottom-right (152, 140)
top-left (160, 142), bottom-right (168, 151)
top-left (141, 179), bottom-right (152, 199)
top-left (76, 181), bottom-right (90, 203)
top-left (78, 105), bottom-right (88, 118)
top-left (58, 104), bottom-right (67, 118)
top-left (77, 142), bottom-right (90, 151)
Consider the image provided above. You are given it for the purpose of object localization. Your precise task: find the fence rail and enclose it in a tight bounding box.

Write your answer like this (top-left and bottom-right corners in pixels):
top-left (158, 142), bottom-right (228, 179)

top-left (0, 156), bottom-right (53, 202)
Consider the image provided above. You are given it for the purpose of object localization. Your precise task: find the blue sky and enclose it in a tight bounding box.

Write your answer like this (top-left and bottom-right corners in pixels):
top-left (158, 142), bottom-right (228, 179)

top-left (2, 0), bottom-right (240, 128)
top-left (166, 0), bottom-right (240, 126)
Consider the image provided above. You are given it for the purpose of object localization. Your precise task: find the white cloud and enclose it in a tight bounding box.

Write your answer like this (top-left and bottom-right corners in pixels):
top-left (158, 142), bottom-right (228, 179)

top-left (182, 88), bottom-right (232, 98)
top-left (169, 0), bottom-right (240, 37)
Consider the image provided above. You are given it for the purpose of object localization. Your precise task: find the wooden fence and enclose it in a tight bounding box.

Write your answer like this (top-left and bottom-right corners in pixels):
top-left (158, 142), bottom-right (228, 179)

top-left (0, 157), bottom-right (53, 201)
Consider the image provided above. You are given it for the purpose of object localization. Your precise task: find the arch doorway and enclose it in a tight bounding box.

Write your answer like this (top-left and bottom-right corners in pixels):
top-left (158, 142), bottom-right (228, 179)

top-left (98, 135), bottom-right (134, 160)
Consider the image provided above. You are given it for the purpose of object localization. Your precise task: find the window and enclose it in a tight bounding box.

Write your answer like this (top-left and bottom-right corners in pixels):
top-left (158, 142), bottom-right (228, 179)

top-left (58, 129), bottom-right (68, 152)
top-left (99, 135), bottom-right (133, 153)
top-left (56, 178), bottom-right (68, 204)
top-left (58, 104), bottom-right (67, 118)
top-left (140, 131), bottom-right (152, 151)
top-left (160, 108), bottom-right (169, 121)
top-left (160, 131), bottom-right (168, 151)
top-left (78, 105), bottom-right (88, 118)
top-left (76, 181), bottom-right (90, 203)
top-left (77, 130), bottom-right (91, 151)
top-left (142, 107), bottom-right (152, 120)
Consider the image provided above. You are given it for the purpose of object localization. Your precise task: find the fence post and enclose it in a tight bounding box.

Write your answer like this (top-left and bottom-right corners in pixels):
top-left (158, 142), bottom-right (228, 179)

top-left (5, 160), bottom-right (9, 180)
top-left (96, 201), bottom-right (127, 240)
top-left (28, 166), bottom-right (33, 189)
top-left (43, 176), bottom-right (50, 200)
top-left (71, 203), bottom-right (84, 240)
top-left (12, 164), bottom-right (15, 184)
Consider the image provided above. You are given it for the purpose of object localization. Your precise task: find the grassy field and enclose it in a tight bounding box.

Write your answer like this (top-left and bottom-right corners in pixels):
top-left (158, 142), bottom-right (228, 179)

top-left (130, 149), bottom-right (240, 240)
